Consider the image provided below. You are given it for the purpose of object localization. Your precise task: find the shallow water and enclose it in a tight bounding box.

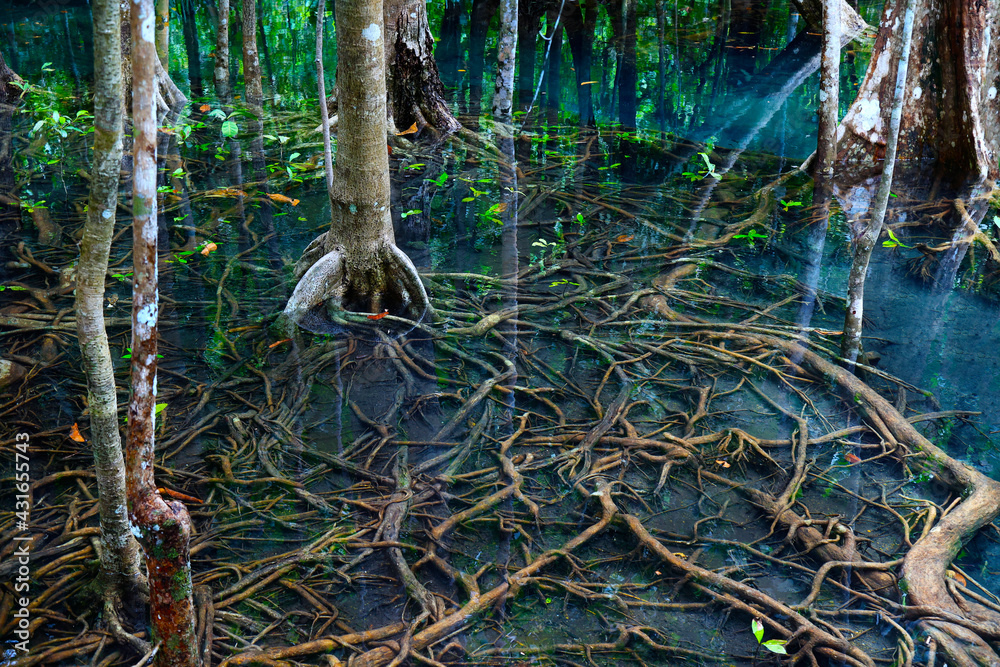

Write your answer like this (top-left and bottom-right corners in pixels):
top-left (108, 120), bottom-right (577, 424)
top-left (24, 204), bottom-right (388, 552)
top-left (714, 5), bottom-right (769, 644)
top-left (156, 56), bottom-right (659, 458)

top-left (2, 0), bottom-right (1000, 665)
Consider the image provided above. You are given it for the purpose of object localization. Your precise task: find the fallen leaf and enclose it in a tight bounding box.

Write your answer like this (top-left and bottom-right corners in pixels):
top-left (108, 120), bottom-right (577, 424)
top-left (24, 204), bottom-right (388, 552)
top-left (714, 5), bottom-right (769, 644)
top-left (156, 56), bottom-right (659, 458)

top-left (654, 570), bottom-right (662, 575)
top-left (396, 122), bottom-right (418, 136)
top-left (615, 234), bottom-right (634, 243)
top-left (158, 487), bottom-right (203, 504)
top-left (69, 423), bottom-right (86, 442)
top-left (199, 104), bottom-right (211, 112)
top-left (580, 80), bottom-right (599, 85)
top-left (715, 459), bottom-right (730, 468)
top-left (200, 242), bottom-right (218, 256)
top-left (946, 569), bottom-right (968, 586)
top-left (495, 202), bottom-right (508, 213)
top-left (268, 338), bottom-right (292, 349)
top-left (367, 310), bottom-right (389, 320)
top-left (845, 452), bottom-right (862, 464)
top-left (266, 193), bottom-right (300, 206)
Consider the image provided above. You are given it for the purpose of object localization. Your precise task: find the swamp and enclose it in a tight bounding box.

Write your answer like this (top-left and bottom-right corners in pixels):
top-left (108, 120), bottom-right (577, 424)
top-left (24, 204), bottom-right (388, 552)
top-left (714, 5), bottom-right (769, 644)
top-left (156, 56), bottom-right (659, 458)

top-left (3, 0), bottom-right (1000, 665)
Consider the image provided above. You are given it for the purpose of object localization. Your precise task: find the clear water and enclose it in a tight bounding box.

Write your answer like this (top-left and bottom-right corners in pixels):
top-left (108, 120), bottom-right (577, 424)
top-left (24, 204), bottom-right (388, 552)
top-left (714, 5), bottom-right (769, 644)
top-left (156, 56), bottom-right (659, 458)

top-left (2, 0), bottom-right (1000, 665)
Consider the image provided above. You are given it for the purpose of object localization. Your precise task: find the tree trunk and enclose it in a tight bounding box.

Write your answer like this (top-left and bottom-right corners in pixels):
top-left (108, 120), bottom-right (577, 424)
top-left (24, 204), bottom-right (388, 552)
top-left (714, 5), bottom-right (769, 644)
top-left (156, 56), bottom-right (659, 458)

top-left (562, 0), bottom-right (597, 126)
top-left (215, 0), bottom-right (231, 100)
top-left (467, 0), bottom-right (499, 112)
top-left (815, 0), bottom-right (840, 175)
top-left (241, 0), bottom-right (263, 107)
top-left (180, 0), bottom-right (203, 97)
top-left (383, 0), bottom-right (461, 133)
top-left (618, 0), bottom-right (637, 128)
top-left (285, 0), bottom-right (429, 327)
top-left (515, 1), bottom-right (541, 110)
top-left (838, 0), bottom-right (1000, 185)
top-left (155, 0), bottom-right (169, 66)
top-left (0, 51), bottom-right (21, 246)
top-left (436, 0), bottom-right (462, 88)
top-left (128, 3), bottom-right (199, 665)
top-left (544, 8), bottom-right (562, 113)
top-left (78, 0), bottom-right (147, 626)
top-left (492, 0), bottom-right (517, 120)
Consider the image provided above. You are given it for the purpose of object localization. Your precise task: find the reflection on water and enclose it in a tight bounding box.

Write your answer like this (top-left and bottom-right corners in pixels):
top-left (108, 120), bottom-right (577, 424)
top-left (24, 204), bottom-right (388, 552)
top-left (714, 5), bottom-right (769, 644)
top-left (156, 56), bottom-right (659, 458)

top-left (4, 0), bottom-right (1000, 665)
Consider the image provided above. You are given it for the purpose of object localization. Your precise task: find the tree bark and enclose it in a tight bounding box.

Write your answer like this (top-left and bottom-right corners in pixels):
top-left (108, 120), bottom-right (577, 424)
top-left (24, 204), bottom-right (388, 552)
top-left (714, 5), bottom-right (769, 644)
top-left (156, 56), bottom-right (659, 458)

top-left (383, 0), bottom-right (461, 133)
top-left (214, 0), bottom-right (231, 100)
top-left (841, 0), bottom-right (915, 365)
top-left (515, 0), bottom-right (541, 110)
top-left (155, 0), bottom-right (169, 66)
top-left (838, 0), bottom-right (1000, 185)
top-left (78, 0), bottom-right (147, 625)
top-left (285, 0), bottom-right (429, 326)
top-left (492, 0), bottom-right (517, 120)
top-left (618, 0), bottom-right (637, 128)
top-left (241, 0), bottom-right (263, 107)
top-left (815, 0), bottom-right (840, 176)
top-left (180, 0), bottom-right (203, 98)
top-left (128, 3), bottom-right (199, 665)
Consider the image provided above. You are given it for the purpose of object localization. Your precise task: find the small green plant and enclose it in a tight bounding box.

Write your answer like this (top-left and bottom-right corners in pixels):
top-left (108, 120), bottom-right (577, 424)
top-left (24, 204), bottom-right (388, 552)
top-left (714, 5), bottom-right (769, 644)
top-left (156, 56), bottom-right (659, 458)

top-left (882, 228), bottom-right (911, 248)
top-left (779, 199), bottom-right (803, 211)
top-left (733, 228), bottom-right (768, 246)
top-left (682, 152), bottom-right (721, 181)
top-left (400, 209), bottom-right (422, 218)
top-left (752, 618), bottom-right (788, 655)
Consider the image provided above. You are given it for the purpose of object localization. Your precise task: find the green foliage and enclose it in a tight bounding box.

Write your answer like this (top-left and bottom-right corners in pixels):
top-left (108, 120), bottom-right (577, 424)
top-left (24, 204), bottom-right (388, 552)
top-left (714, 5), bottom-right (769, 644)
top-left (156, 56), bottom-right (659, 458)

top-left (751, 618), bottom-right (788, 654)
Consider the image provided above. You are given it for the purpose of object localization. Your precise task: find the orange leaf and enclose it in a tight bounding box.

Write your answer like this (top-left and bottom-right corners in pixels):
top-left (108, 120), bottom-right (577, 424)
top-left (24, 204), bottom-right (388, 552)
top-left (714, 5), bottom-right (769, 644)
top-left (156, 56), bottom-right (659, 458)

top-left (69, 423), bottom-right (86, 442)
top-left (947, 569), bottom-right (968, 586)
top-left (395, 122), bottom-right (419, 136)
top-left (367, 310), bottom-right (389, 320)
top-left (268, 338), bottom-right (292, 349)
top-left (200, 242), bottom-right (218, 256)
top-left (266, 193), bottom-right (300, 206)
top-left (615, 234), bottom-right (634, 243)
top-left (845, 452), bottom-right (862, 464)
top-left (158, 487), bottom-right (203, 504)
top-left (387, 145), bottom-right (393, 156)
top-left (199, 104), bottom-right (211, 112)
top-left (715, 459), bottom-right (730, 468)
top-left (580, 80), bottom-right (599, 86)
top-left (495, 202), bottom-right (508, 213)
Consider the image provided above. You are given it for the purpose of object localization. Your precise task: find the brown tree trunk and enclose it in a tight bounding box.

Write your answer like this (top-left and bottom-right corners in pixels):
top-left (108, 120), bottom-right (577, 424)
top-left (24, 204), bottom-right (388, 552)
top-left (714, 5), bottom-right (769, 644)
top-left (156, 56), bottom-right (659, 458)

top-left (384, 0), bottom-right (460, 133)
top-left (128, 3), bottom-right (199, 665)
top-left (241, 0), bottom-right (263, 106)
top-left (285, 0), bottom-right (429, 326)
top-left (838, 0), bottom-right (1000, 186)
top-left (78, 0), bottom-right (147, 626)
top-left (155, 0), bottom-right (170, 66)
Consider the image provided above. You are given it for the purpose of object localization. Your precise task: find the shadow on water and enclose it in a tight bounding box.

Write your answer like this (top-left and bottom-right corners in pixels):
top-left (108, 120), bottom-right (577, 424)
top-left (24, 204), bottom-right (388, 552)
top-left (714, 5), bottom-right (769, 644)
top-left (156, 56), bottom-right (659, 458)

top-left (3, 0), bottom-right (1000, 665)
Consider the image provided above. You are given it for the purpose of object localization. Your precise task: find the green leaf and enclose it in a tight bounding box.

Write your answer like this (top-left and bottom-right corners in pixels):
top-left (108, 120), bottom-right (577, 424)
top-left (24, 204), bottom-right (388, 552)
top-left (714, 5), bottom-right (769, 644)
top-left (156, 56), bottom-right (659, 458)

top-left (545, 598), bottom-right (553, 604)
top-left (576, 213), bottom-right (585, 225)
top-left (155, 403), bottom-right (168, 415)
top-left (221, 119), bottom-right (238, 138)
top-left (433, 172), bottom-right (448, 187)
top-left (400, 209), bottom-right (422, 218)
top-left (404, 163), bottom-right (426, 170)
top-left (752, 618), bottom-right (764, 643)
top-left (762, 640), bottom-right (787, 654)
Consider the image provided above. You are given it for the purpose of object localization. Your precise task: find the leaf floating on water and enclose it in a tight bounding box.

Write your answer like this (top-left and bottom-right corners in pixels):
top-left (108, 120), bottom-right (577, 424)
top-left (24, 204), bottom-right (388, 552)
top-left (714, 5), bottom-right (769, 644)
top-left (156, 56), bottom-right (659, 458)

top-left (615, 234), bottom-right (634, 243)
top-left (395, 122), bottom-right (419, 136)
top-left (69, 423), bottom-right (86, 442)
top-left (715, 459), bottom-right (730, 468)
top-left (268, 338), bottom-right (292, 349)
top-left (844, 452), bottom-right (862, 464)
top-left (946, 569), bottom-right (968, 586)
top-left (199, 104), bottom-right (211, 112)
top-left (266, 193), bottom-right (300, 206)
top-left (367, 310), bottom-right (389, 320)
top-left (200, 242), bottom-right (218, 256)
